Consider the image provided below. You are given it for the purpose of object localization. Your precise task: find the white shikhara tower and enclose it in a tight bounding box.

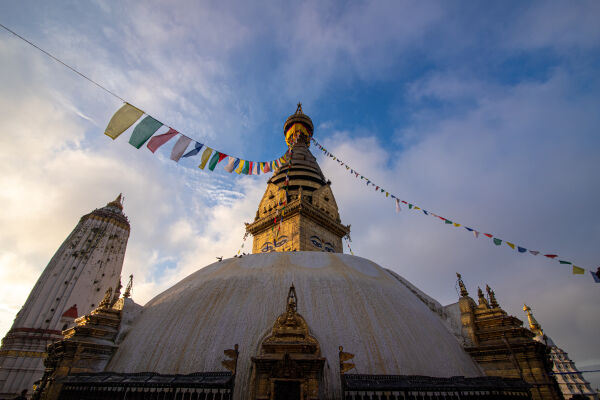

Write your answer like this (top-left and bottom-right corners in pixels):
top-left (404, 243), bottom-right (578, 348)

top-left (0, 195), bottom-right (130, 398)
top-left (523, 304), bottom-right (598, 400)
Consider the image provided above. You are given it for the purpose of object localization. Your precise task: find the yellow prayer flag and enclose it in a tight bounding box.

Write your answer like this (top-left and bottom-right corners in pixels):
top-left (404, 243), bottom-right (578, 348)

top-left (104, 103), bottom-right (144, 139)
top-left (414, 206), bottom-right (420, 210)
top-left (385, 192), bottom-right (389, 197)
top-left (453, 223), bottom-right (461, 227)
top-left (198, 147), bottom-right (213, 169)
top-left (506, 242), bottom-right (515, 249)
top-left (572, 266), bottom-right (585, 275)
top-left (235, 160), bottom-right (245, 174)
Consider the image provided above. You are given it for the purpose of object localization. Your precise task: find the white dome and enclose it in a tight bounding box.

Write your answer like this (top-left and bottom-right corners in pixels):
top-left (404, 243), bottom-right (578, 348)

top-left (107, 252), bottom-right (482, 399)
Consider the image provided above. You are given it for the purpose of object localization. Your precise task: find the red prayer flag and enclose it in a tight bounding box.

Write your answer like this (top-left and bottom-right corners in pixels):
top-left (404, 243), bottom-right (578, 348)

top-left (483, 233), bottom-right (493, 238)
top-left (147, 128), bottom-right (178, 153)
top-left (544, 254), bottom-right (558, 259)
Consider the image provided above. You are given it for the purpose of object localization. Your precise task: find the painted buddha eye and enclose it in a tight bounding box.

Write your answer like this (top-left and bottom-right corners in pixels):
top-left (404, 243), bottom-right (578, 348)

top-left (324, 243), bottom-right (335, 252)
top-left (261, 243), bottom-right (274, 252)
top-left (310, 236), bottom-right (322, 248)
top-left (275, 236), bottom-right (288, 247)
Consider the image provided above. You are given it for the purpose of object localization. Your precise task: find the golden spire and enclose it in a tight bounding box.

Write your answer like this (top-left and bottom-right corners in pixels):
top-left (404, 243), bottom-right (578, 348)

top-left (486, 284), bottom-right (499, 308)
top-left (123, 274), bottom-right (133, 298)
top-left (523, 304), bottom-right (543, 337)
top-left (456, 273), bottom-right (469, 297)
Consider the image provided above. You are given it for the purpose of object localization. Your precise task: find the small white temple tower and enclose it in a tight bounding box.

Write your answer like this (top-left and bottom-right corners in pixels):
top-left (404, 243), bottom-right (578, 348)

top-left (0, 195), bottom-right (130, 398)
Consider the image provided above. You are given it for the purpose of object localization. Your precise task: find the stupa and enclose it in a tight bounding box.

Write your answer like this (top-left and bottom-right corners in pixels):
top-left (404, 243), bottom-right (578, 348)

top-left (33, 106), bottom-right (558, 400)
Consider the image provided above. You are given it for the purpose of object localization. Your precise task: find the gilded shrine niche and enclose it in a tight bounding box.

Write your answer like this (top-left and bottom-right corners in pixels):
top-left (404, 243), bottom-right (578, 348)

top-left (251, 285), bottom-right (325, 400)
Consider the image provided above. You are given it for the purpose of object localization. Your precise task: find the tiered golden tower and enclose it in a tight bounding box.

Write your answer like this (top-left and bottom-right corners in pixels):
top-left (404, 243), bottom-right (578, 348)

top-left (245, 104), bottom-right (350, 253)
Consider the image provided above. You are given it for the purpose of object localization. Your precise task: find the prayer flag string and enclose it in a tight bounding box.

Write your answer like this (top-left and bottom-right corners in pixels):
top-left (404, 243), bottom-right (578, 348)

top-left (103, 102), bottom-right (291, 175)
top-left (311, 137), bottom-right (597, 281)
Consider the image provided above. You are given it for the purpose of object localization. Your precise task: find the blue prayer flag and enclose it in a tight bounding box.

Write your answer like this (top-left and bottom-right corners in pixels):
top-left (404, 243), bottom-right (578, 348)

top-left (182, 142), bottom-right (204, 158)
top-left (518, 246), bottom-right (527, 253)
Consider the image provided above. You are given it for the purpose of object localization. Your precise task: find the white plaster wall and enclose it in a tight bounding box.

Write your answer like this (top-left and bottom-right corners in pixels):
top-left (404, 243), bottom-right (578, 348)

top-left (108, 252), bottom-right (483, 400)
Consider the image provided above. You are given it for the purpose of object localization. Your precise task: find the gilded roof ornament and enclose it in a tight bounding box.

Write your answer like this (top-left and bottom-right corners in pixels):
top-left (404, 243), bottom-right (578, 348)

top-left (98, 287), bottom-right (113, 309)
top-left (486, 284), bottom-right (499, 308)
top-left (456, 273), bottom-right (469, 297)
top-left (523, 304), bottom-right (543, 337)
top-left (284, 102), bottom-right (314, 141)
top-left (286, 284), bottom-right (297, 314)
top-left (477, 287), bottom-right (489, 307)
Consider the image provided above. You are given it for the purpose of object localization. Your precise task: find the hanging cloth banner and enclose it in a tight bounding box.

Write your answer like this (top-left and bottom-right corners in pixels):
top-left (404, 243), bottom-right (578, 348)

top-left (224, 157), bottom-right (239, 173)
top-left (104, 102), bottom-right (290, 177)
top-left (147, 128), bottom-right (178, 153)
top-left (235, 160), bottom-right (246, 174)
top-left (170, 135), bottom-right (192, 162)
top-left (573, 266), bottom-right (585, 275)
top-left (208, 152), bottom-right (228, 171)
top-left (129, 116), bottom-right (163, 148)
top-left (198, 147), bottom-right (213, 169)
top-left (311, 136), bottom-right (592, 279)
top-left (104, 103), bottom-right (144, 139)
top-left (182, 142), bottom-right (204, 158)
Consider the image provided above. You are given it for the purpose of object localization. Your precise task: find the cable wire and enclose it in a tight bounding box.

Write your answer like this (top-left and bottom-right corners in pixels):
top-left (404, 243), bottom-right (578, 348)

top-left (0, 22), bottom-right (127, 103)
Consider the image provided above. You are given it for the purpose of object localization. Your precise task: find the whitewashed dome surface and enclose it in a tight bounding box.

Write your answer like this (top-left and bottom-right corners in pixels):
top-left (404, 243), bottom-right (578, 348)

top-left (108, 252), bottom-right (482, 399)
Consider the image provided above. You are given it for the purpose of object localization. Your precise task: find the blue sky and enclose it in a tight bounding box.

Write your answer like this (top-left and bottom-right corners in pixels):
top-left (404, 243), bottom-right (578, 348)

top-left (1, 0), bottom-right (599, 389)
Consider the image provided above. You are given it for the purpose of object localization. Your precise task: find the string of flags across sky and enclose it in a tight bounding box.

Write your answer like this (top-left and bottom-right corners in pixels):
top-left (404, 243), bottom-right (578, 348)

top-left (101, 103), bottom-right (597, 283)
top-left (310, 138), bottom-right (599, 282)
top-left (104, 103), bottom-right (291, 175)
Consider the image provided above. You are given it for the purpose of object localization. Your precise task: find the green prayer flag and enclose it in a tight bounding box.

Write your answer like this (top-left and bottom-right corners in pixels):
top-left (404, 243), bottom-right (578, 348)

top-left (207, 151), bottom-right (221, 171)
top-left (242, 160), bottom-right (250, 175)
top-left (493, 238), bottom-right (502, 245)
top-left (444, 220), bottom-right (452, 224)
top-left (559, 260), bottom-right (572, 265)
top-left (129, 116), bottom-right (163, 148)
top-left (409, 204), bottom-right (413, 209)
top-left (104, 103), bottom-right (144, 139)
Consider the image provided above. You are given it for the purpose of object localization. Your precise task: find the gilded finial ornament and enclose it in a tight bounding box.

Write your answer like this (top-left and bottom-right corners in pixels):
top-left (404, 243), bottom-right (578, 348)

top-left (456, 273), bottom-right (469, 297)
top-left (284, 103), bottom-right (313, 146)
top-left (485, 284), bottom-right (499, 308)
top-left (123, 274), bottom-right (133, 298)
top-left (98, 287), bottom-right (113, 309)
top-left (523, 304), bottom-right (543, 337)
top-left (477, 287), bottom-right (489, 307)
top-left (287, 284), bottom-right (297, 314)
